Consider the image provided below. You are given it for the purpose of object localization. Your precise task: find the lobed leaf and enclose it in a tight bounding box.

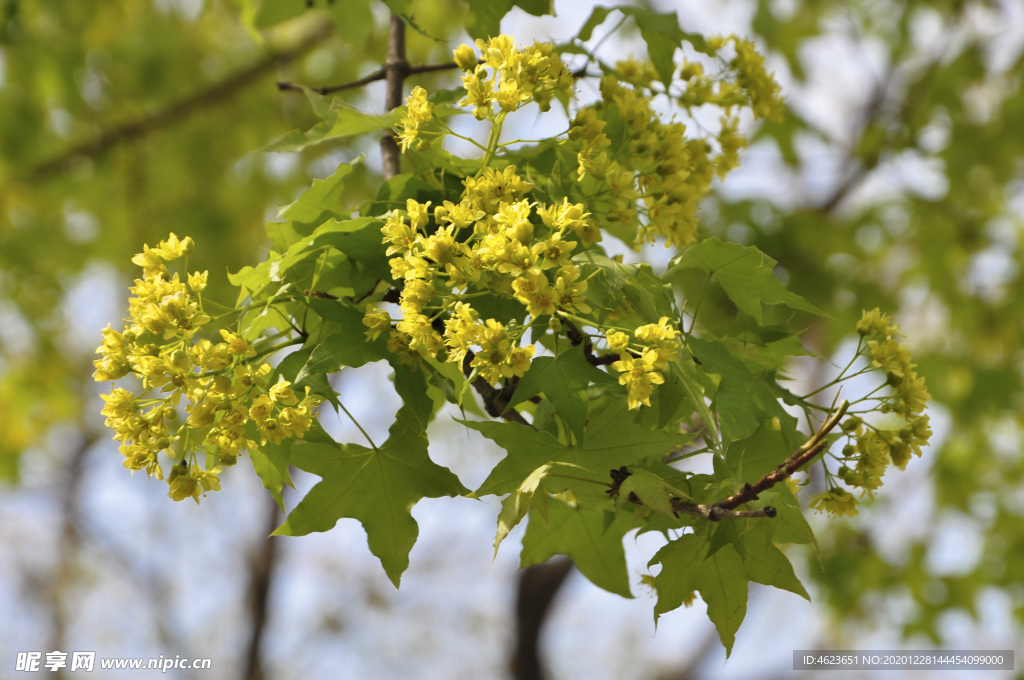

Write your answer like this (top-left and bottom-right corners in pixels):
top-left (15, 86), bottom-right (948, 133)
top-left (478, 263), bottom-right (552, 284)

top-left (664, 238), bottom-right (823, 324)
top-left (274, 400), bottom-right (467, 586)
top-left (520, 496), bottom-right (632, 598)
top-left (506, 345), bottom-right (612, 443)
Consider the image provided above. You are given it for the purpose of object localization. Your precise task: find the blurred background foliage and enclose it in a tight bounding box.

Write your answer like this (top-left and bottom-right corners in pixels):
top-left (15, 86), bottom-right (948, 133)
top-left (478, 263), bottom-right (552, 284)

top-left (1, 0), bottom-right (1023, 678)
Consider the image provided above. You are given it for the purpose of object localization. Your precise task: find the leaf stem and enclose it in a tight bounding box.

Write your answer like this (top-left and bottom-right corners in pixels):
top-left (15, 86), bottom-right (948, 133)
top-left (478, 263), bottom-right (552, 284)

top-left (547, 472), bottom-right (611, 488)
top-left (339, 400), bottom-right (378, 450)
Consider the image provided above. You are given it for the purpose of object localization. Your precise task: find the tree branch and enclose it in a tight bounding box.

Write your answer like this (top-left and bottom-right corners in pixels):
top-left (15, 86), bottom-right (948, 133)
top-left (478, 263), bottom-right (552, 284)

top-left (276, 61), bottom-right (459, 96)
top-left (380, 13), bottom-right (407, 180)
top-left (609, 400), bottom-right (850, 521)
top-left (563, 319), bottom-right (616, 366)
top-left (239, 496), bottom-right (282, 680)
top-left (22, 25), bottom-right (332, 183)
top-left (460, 351), bottom-right (532, 427)
top-left (511, 556), bottom-right (574, 680)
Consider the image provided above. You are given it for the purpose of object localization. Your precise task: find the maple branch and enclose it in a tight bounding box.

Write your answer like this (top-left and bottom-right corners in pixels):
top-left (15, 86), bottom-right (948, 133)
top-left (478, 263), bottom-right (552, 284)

top-left (707, 399), bottom-right (848, 517)
top-left (461, 352), bottom-right (532, 427)
top-left (380, 12), bottom-right (407, 180)
top-left (511, 556), bottom-right (574, 680)
top-left (239, 497), bottom-right (282, 680)
top-left (563, 319), bottom-right (616, 366)
top-left (23, 25), bottom-right (331, 183)
top-left (276, 61), bottom-right (459, 95)
top-left (609, 400), bottom-right (850, 521)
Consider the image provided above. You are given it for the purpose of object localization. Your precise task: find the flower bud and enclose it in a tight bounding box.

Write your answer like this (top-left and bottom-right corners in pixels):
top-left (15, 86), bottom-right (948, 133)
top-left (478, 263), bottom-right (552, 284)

top-left (453, 44), bottom-right (477, 71)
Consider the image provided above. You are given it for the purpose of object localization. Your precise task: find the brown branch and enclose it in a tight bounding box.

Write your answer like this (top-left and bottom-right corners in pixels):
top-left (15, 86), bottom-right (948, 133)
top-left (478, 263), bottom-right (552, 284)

top-left (511, 556), bottom-right (574, 680)
top-left (460, 351), bottom-right (532, 427)
top-left (46, 432), bottom-right (96, 664)
top-left (22, 25), bottom-right (332, 183)
top-left (380, 13), bottom-right (407, 180)
top-left (239, 497), bottom-right (282, 680)
top-left (610, 400), bottom-right (850, 522)
top-left (562, 318), bottom-right (616, 366)
top-left (276, 61), bottom-right (459, 96)
top-left (709, 399), bottom-right (848, 515)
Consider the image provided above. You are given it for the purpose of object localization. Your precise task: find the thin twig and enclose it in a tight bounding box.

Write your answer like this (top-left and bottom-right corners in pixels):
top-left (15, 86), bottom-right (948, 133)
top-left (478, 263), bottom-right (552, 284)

top-left (609, 400), bottom-right (850, 522)
top-left (380, 13), bottom-right (407, 180)
top-left (702, 399), bottom-right (849, 519)
top-left (276, 61), bottom-right (459, 96)
top-left (461, 352), bottom-right (532, 427)
top-left (21, 25), bottom-right (332, 183)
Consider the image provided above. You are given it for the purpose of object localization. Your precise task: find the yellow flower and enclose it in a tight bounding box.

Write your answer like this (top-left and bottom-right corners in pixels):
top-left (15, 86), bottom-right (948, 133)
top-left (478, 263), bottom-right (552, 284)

top-left (131, 244), bottom-right (167, 279)
top-left (93, 325), bottom-right (131, 381)
top-left (269, 379), bottom-right (299, 406)
top-left (186, 399), bottom-right (218, 429)
top-left (729, 36), bottom-right (784, 121)
top-left (857, 308), bottom-right (896, 338)
top-left (453, 43), bottom-right (478, 71)
top-left (190, 339), bottom-right (231, 371)
top-left (395, 312), bottom-right (443, 357)
top-left (635, 317), bottom-right (681, 368)
top-left (219, 329), bottom-right (256, 357)
top-left (809, 488), bottom-right (859, 518)
top-left (100, 387), bottom-right (135, 422)
top-left (155, 233), bottom-right (194, 260)
top-left (248, 394), bottom-right (273, 426)
top-left (552, 265), bottom-right (590, 314)
top-left (188, 270), bottom-right (208, 292)
top-left (512, 271), bottom-right (557, 317)
top-left (363, 307), bottom-right (392, 341)
top-left (397, 86), bottom-right (435, 151)
top-left (606, 331), bottom-right (630, 353)
top-left (471, 319), bottom-right (512, 385)
top-left (506, 344), bottom-right (535, 378)
top-left (167, 462), bottom-right (198, 502)
top-left (611, 348), bottom-right (665, 409)
top-left (434, 199), bottom-right (484, 231)
top-left (382, 213), bottom-right (421, 256)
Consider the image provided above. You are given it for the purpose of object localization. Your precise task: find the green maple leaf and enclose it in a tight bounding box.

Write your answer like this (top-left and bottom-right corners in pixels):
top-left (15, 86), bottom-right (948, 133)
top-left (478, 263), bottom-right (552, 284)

top-left (649, 534), bottom-right (749, 656)
top-left (616, 468), bottom-right (692, 518)
top-left (493, 463), bottom-right (551, 555)
top-left (738, 524), bottom-right (809, 601)
top-left (295, 305), bottom-right (391, 385)
top-left (274, 401), bottom-right (467, 587)
top-left (664, 238), bottom-right (822, 324)
top-left (521, 496), bottom-right (632, 598)
top-left (689, 336), bottom-right (790, 445)
top-left (506, 345), bottom-right (613, 443)
top-left (467, 401), bottom-right (694, 497)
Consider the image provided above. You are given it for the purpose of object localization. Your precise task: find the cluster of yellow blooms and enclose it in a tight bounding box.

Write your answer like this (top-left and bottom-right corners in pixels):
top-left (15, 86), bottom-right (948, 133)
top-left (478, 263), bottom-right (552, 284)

top-left (398, 36), bottom-right (574, 153)
top-left (569, 37), bottom-right (784, 250)
top-left (366, 167), bottom-right (596, 384)
top-left (384, 35), bottom-right (785, 401)
top-left (93, 234), bottom-right (319, 502)
top-left (809, 309), bottom-right (932, 518)
top-left (606, 317), bottom-right (682, 410)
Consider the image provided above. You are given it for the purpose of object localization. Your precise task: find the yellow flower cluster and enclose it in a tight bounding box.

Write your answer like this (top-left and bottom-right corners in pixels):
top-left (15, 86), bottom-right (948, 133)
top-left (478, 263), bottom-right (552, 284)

top-left (608, 317), bottom-right (682, 409)
top-left (367, 166), bottom-right (597, 384)
top-left (94, 234), bottom-right (319, 502)
top-left (809, 487), bottom-right (859, 519)
top-left (565, 37), bottom-right (783, 251)
top-left (810, 308), bottom-right (932, 517)
top-left (397, 85), bottom-right (435, 152)
top-left (570, 75), bottom-right (729, 250)
top-left (454, 36), bottom-right (575, 120)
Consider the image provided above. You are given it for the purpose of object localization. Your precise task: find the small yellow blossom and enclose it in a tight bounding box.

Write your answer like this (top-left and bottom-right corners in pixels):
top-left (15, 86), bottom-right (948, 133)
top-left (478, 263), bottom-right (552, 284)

top-left (611, 348), bottom-right (665, 410)
top-left (809, 488), bottom-right (859, 518)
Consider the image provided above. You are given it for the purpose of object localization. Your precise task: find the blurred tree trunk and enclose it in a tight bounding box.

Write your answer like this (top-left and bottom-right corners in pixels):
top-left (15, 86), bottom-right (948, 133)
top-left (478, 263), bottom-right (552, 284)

top-left (240, 497), bottom-right (282, 680)
top-left (510, 557), bottom-right (574, 680)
